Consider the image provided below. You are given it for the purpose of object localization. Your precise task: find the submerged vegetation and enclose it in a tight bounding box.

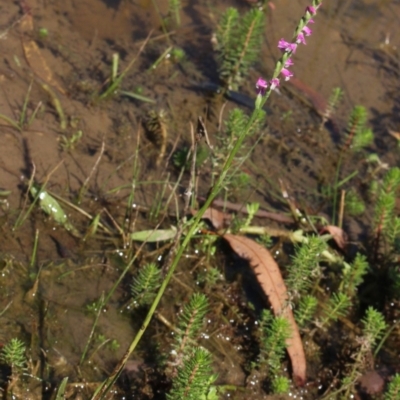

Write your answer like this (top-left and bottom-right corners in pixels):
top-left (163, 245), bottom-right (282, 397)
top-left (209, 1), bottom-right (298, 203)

top-left (0, 0), bottom-right (399, 399)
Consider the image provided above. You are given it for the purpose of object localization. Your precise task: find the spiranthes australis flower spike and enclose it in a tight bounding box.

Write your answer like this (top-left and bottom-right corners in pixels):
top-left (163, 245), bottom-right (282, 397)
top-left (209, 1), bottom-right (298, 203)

top-left (255, 0), bottom-right (322, 110)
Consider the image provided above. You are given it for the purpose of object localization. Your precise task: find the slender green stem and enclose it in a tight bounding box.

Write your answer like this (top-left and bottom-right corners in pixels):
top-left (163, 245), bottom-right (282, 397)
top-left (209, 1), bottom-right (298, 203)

top-left (331, 154), bottom-right (343, 225)
top-left (80, 293), bottom-right (105, 366)
top-left (30, 229), bottom-right (39, 269)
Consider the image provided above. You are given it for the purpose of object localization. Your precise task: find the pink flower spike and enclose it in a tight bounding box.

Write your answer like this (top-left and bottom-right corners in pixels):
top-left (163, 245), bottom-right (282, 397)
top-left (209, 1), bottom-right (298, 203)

top-left (302, 26), bottom-right (312, 36)
top-left (278, 39), bottom-right (291, 51)
top-left (270, 78), bottom-right (280, 90)
top-left (256, 77), bottom-right (268, 95)
top-left (278, 39), bottom-right (297, 53)
top-left (308, 19), bottom-right (315, 24)
top-left (284, 58), bottom-right (294, 68)
top-left (306, 6), bottom-right (316, 14)
top-left (296, 32), bottom-right (306, 45)
top-left (289, 43), bottom-right (297, 53)
top-left (281, 68), bottom-right (293, 81)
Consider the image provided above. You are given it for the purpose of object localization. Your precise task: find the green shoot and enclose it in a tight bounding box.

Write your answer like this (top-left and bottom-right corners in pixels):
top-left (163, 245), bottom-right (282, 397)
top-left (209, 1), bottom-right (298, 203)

top-left (167, 347), bottom-right (215, 400)
top-left (286, 236), bottom-right (326, 300)
top-left (258, 310), bottom-right (291, 377)
top-left (173, 293), bottom-right (209, 356)
top-left (321, 292), bottom-right (351, 327)
top-left (385, 374), bottom-right (400, 400)
top-left (295, 295), bottom-right (318, 328)
top-left (0, 338), bottom-right (27, 373)
top-left (339, 253), bottom-right (369, 299)
top-left (168, 0), bottom-right (181, 26)
top-left (215, 8), bottom-right (265, 89)
top-left (344, 189), bottom-right (365, 216)
top-left (374, 167), bottom-right (400, 249)
top-left (321, 87), bottom-right (343, 128)
top-left (343, 307), bottom-right (387, 397)
top-left (130, 263), bottom-right (162, 308)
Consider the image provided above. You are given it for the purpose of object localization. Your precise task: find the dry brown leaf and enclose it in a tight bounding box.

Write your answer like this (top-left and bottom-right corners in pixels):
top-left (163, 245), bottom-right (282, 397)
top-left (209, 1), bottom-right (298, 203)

top-left (223, 233), bottom-right (306, 386)
top-left (201, 206), bottom-right (230, 230)
top-left (388, 129), bottom-right (400, 141)
top-left (321, 225), bottom-right (348, 250)
top-left (20, 8), bottom-right (66, 95)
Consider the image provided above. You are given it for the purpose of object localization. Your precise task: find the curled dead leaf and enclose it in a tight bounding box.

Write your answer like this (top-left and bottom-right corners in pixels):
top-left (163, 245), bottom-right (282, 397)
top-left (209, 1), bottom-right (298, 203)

top-left (223, 233), bottom-right (306, 386)
top-left (201, 206), bottom-right (230, 230)
top-left (320, 225), bottom-right (348, 250)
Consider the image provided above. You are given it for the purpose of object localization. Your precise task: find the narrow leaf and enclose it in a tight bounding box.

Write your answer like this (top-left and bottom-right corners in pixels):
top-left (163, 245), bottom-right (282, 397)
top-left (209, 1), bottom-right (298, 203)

top-left (130, 227), bottom-right (177, 242)
top-left (54, 377), bottom-right (68, 400)
top-left (223, 233), bottom-right (306, 386)
top-left (30, 185), bottom-right (80, 237)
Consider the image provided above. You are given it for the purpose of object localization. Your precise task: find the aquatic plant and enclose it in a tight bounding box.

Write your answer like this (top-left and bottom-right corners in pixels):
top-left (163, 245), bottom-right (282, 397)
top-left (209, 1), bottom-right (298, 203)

top-left (331, 105), bottom-right (374, 224)
top-left (215, 8), bottom-right (265, 90)
top-left (168, 0), bottom-right (181, 26)
top-left (166, 293), bottom-right (215, 399)
top-left (0, 338), bottom-right (27, 373)
top-left (373, 167), bottom-right (400, 252)
top-left (130, 262), bottom-right (162, 308)
top-left (167, 347), bottom-right (215, 400)
top-left (385, 374), bottom-right (400, 400)
top-left (342, 307), bottom-right (388, 397)
top-left (286, 235), bottom-right (326, 300)
top-left (257, 309), bottom-right (292, 394)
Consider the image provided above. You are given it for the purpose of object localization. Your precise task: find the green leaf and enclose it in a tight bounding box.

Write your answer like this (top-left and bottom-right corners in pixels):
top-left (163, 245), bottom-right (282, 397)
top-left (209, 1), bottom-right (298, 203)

top-left (54, 377), bottom-right (69, 400)
top-left (30, 185), bottom-right (80, 237)
top-left (130, 226), bottom-right (177, 242)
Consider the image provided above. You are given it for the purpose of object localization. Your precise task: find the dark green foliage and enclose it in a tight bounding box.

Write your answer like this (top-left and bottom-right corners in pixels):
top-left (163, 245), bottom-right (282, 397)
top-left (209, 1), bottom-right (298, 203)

top-left (286, 236), bottom-right (326, 299)
top-left (361, 307), bottom-right (387, 347)
top-left (225, 108), bottom-right (249, 139)
top-left (174, 293), bottom-right (209, 355)
top-left (215, 8), bottom-right (265, 89)
top-left (173, 146), bottom-right (209, 170)
top-left (321, 292), bottom-right (351, 326)
top-left (343, 105), bottom-right (373, 152)
top-left (167, 347), bottom-right (214, 400)
top-left (345, 189), bottom-right (365, 216)
top-left (0, 338), bottom-right (26, 372)
top-left (385, 374), bottom-right (400, 400)
top-left (352, 127), bottom-right (373, 152)
top-left (342, 307), bottom-right (388, 397)
top-left (340, 253), bottom-right (369, 298)
top-left (374, 167), bottom-right (400, 240)
top-left (295, 295), bottom-right (318, 328)
top-left (168, 0), bottom-right (181, 26)
top-left (130, 263), bottom-right (162, 307)
top-left (258, 310), bottom-right (291, 376)
top-left (271, 376), bottom-right (291, 394)
top-left (167, 294), bottom-right (214, 399)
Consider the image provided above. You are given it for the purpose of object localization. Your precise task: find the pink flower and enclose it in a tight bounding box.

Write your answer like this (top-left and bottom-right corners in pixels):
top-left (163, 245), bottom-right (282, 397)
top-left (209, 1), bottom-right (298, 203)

top-left (281, 68), bottom-right (293, 81)
top-left (296, 32), bottom-right (306, 45)
top-left (256, 77), bottom-right (268, 95)
top-left (270, 78), bottom-right (280, 90)
top-left (284, 58), bottom-right (294, 68)
top-left (302, 26), bottom-right (312, 36)
top-left (306, 6), bottom-right (316, 14)
top-left (278, 39), bottom-right (297, 53)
